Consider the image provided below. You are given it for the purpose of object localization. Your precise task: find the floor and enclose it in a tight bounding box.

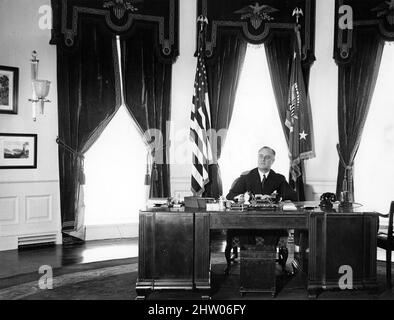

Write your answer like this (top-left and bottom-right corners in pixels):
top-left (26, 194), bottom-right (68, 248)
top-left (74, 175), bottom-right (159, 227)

top-left (0, 232), bottom-right (393, 300)
top-left (0, 232), bottom-right (392, 280)
top-left (0, 238), bottom-right (138, 279)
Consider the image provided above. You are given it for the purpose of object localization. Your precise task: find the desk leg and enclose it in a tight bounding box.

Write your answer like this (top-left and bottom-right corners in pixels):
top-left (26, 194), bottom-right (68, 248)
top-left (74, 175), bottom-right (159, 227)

top-left (224, 240), bottom-right (232, 276)
top-left (135, 289), bottom-right (151, 300)
top-left (194, 213), bottom-right (211, 291)
top-left (201, 290), bottom-right (212, 300)
top-left (307, 289), bottom-right (320, 300)
top-left (295, 231), bottom-right (308, 273)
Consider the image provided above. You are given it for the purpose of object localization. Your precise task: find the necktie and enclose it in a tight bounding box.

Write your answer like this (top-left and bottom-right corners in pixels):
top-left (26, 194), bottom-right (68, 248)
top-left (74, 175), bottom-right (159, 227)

top-left (262, 174), bottom-right (266, 189)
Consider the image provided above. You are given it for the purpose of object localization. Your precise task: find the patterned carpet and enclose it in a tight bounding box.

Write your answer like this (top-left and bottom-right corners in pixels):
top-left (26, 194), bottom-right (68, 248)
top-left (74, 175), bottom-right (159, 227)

top-left (0, 255), bottom-right (393, 300)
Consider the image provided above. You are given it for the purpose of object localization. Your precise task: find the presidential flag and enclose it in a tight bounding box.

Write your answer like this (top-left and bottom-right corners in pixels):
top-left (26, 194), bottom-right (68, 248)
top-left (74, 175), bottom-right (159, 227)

top-left (190, 18), bottom-right (213, 196)
top-left (285, 26), bottom-right (315, 183)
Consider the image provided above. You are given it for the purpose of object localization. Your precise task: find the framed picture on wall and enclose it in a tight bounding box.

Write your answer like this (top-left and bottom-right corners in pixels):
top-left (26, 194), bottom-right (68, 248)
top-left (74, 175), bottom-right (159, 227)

top-left (0, 66), bottom-right (19, 114)
top-left (0, 133), bottom-right (37, 169)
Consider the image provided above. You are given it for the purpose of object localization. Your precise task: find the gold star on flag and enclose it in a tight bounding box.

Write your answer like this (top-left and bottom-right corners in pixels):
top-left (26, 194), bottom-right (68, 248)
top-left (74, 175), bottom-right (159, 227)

top-left (299, 130), bottom-right (308, 140)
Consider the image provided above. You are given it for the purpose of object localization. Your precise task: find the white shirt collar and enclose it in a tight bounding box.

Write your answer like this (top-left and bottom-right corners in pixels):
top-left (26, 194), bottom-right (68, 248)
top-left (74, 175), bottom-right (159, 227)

top-left (258, 169), bottom-right (270, 182)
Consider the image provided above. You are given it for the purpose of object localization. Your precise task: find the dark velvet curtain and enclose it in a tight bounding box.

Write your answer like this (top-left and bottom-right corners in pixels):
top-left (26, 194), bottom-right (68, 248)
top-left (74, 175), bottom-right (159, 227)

top-left (57, 17), bottom-right (121, 233)
top-left (120, 29), bottom-right (172, 198)
top-left (203, 33), bottom-right (247, 198)
top-left (264, 32), bottom-right (312, 201)
top-left (336, 29), bottom-right (384, 202)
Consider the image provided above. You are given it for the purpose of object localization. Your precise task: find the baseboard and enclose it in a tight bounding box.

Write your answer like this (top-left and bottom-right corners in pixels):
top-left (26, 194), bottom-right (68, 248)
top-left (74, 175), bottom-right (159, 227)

top-left (0, 236), bottom-right (17, 251)
top-left (0, 231), bottom-right (62, 252)
top-left (85, 223), bottom-right (138, 241)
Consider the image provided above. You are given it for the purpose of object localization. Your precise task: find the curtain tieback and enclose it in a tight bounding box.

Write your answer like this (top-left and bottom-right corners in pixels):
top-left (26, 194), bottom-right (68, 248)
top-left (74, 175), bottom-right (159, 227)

top-left (144, 148), bottom-right (151, 186)
top-left (336, 143), bottom-right (354, 191)
top-left (56, 137), bottom-right (85, 160)
top-left (56, 137), bottom-right (86, 185)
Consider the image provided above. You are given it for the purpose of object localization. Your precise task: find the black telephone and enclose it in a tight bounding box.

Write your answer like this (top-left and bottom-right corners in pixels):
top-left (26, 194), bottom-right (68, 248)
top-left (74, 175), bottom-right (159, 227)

top-left (319, 192), bottom-right (337, 208)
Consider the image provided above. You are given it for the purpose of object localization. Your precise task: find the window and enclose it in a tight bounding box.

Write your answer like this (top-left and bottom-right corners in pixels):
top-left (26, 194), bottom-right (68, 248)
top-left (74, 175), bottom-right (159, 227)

top-left (354, 44), bottom-right (394, 215)
top-left (84, 105), bottom-right (147, 226)
top-left (219, 45), bottom-right (289, 196)
top-left (84, 36), bottom-right (147, 226)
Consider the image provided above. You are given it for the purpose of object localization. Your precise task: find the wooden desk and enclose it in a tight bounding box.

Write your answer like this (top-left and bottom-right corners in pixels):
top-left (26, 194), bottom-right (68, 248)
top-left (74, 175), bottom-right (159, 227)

top-left (136, 204), bottom-right (378, 299)
top-left (308, 210), bottom-right (378, 297)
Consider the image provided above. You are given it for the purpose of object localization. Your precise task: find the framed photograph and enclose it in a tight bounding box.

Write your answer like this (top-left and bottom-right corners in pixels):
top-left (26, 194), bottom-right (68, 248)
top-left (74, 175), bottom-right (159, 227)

top-left (0, 134), bottom-right (37, 169)
top-left (0, 66), bottom-right (19, 114)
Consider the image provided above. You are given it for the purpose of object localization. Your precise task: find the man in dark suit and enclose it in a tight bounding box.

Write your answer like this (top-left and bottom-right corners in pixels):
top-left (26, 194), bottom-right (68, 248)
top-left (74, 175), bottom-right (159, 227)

top-left (226, 146), bottom-right (297, 202)
top-left (224, 146), bottom-right (296, 272)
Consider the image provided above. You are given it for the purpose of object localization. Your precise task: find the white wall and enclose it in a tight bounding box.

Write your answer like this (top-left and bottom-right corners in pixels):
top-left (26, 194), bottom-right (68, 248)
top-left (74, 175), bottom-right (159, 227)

top-left (304, 0), bottom-right (338, 199)
top-left (169, 0), bottom-right (197, 198)
top-left (0, 0), bottom-right (61, 250)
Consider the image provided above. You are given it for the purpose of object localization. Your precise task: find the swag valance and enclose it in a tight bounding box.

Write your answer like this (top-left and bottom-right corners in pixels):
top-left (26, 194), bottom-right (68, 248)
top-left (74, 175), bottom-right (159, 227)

top-left (197, 0), bottom-right (316, 66)
top-left (50, 0), bottom-right (179, 62)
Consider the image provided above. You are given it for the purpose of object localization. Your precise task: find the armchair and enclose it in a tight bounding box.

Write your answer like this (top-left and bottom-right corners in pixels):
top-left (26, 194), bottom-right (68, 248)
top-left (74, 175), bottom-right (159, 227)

top-left (224, 231), bottom-right (289, 275)
top-left (224, 173), bottom-right (289, 275)
top-left (377, 201), bottom-right (394, 289)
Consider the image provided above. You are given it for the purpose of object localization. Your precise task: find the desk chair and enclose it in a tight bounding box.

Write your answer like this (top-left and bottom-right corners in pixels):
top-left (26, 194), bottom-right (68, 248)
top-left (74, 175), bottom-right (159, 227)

top-left (225, 230), bottom-right (239, 264)
top-left (224, 173), bottom-right (289, 275)
top-left (377, 201), bottom-right (394, 289)
top-left (224, 231), bottom-right (289, 275)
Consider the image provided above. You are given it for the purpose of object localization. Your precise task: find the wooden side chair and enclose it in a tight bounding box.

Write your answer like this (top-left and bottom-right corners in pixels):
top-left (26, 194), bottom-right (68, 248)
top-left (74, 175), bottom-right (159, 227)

top-left (377, 201), bottom-right (394, 289)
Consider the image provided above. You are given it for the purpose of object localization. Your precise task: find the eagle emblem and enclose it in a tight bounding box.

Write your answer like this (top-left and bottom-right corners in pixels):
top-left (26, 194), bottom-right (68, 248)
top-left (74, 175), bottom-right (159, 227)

top-left (371, 0), bottom-right (394, 25)
top-left (234, 2), bottom-right (279, 29)
top-left (103, 0), bottom-right (142, 20)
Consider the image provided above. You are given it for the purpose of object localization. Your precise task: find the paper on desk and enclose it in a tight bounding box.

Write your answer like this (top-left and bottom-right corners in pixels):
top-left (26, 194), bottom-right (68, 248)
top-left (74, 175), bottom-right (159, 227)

top-left (206, 203), bottom-right (221, 211)
top-left (146, 198), bottom-right (168, 208)
top-left (282, 202), bottom-right (297, 211)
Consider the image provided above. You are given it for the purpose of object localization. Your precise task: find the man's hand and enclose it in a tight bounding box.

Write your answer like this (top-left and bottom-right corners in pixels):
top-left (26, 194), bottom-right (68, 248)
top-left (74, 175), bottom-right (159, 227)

top-left (254, 194), bottom-right (271, 200)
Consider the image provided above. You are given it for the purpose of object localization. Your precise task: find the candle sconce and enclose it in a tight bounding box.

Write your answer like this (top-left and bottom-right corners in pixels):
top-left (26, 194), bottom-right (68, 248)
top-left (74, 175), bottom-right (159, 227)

top-left (28, 51), bottom-right (51, 121)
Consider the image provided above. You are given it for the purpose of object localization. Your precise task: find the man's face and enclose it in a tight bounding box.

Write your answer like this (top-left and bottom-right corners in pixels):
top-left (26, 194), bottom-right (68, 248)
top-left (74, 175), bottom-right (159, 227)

top-left (257, 148), bottom-right (275, 172)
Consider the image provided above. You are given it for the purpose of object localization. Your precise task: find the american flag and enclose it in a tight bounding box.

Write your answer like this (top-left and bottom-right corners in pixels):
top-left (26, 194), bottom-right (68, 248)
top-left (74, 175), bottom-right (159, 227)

top-left (190, 22), bottom-right (213, 196)
top-left (285, 26), bottom-right (315, 182)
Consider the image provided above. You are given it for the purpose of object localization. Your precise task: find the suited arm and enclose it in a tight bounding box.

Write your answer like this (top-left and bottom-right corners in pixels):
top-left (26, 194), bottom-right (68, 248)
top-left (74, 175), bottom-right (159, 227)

top-left (279, 178), bottom-right (298, 201)
top-left (226, 175), bottom-right (246, 200)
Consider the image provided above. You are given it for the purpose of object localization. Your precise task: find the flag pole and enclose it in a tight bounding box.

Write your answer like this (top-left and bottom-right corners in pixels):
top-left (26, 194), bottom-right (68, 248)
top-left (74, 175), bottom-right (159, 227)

top-left (190, 15), bottom-right (212, 197)
top-left (288, 7), bottom-right (306, 199)
top-left (292, 7), bottom-right (303, 54)
top-left (196, 15), bottom-right (208, 52)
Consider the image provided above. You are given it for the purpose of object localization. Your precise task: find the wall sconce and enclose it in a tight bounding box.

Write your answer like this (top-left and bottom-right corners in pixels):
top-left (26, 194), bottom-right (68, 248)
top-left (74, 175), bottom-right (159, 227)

top-left (28, 51), bottom-right (51, 121)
